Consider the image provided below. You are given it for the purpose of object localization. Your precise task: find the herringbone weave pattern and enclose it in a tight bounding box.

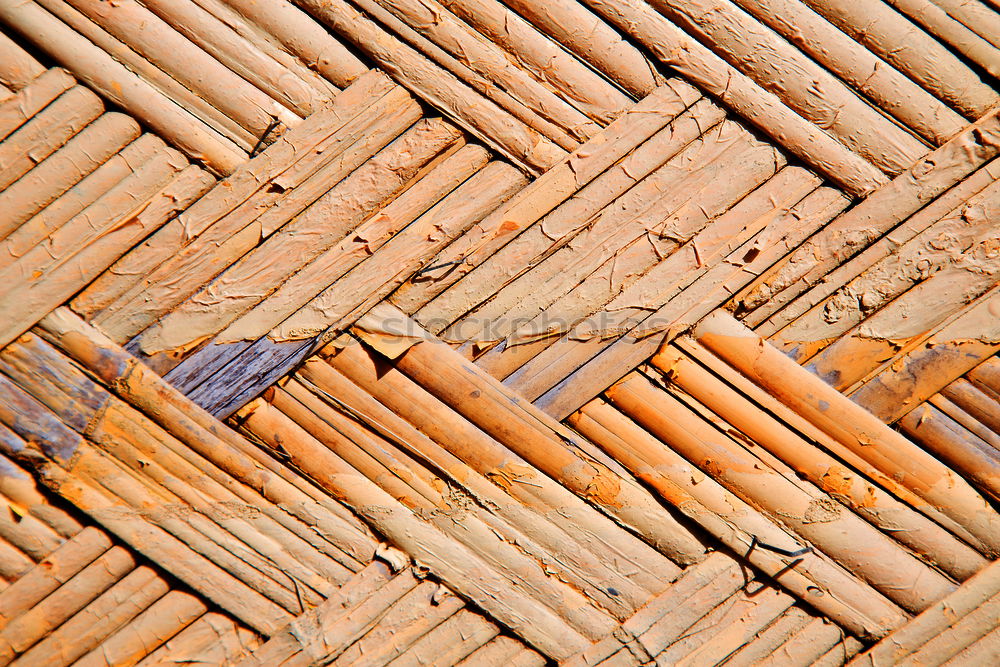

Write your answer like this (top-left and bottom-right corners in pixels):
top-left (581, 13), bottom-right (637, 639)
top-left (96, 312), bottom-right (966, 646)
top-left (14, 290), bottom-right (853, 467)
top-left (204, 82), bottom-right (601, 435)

top-left (0, 0), bottom-right (998, 664)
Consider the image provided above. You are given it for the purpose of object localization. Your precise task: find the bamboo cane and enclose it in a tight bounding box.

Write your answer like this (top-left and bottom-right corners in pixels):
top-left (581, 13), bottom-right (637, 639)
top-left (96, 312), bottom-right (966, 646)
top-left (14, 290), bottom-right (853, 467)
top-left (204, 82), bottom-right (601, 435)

top-left (375, 0), bottom-right (621, 134)
top-left (456, 636), bottom-right (526, 666)
top-left (572, 399), bottom-right (910, 639)
top-left (72, 590), bottom-right (206, 667)
top-left (738, 110), bottom-right (1000, 323)
top-left (606, 372), bottom-right (957, 613)
top-left (0, 541), bottom-right (35, 603)
top-left (188, 0), bottom-right (343, 99)
top-left (1, 134), bottom-right (167, 274)
top-left (357, 0), bottom-right (587, 149)
top-left (729, 0), bottom-right (967, 145)
top-left (71, 444), bottom-right (316, 614)
top-left (668, 340), bottom-right (965, 527)
top-left (900, 404), bottom-right (1000, 501)
top-left (14, 565), bottom-right (168, 667)
top-left (221, 0), bottom-right (367, 88)
top-left (0, 337), bottom-right (100, 437)
top-left (137, 118), bottom-right (461, 357)
top-left (7, 330), bottom-right (363, 583)
top-left (2, 344), bottom-right (292, 620)
top-left (384, 609), bottom-right (500, 665)
top-left (390, 81), bottom-right (701, 314)
top-left (0, 491), bottom-right (64, 562)
top-left (721, 606), bottom-right (813, 667)
top-left (91, 80), bottom-right (417, 342)
top-left (941, 377), bottom-right (1000, 437)
top-left (328, 581), bottom-right (466, 666)
top-left (916, 0), bottom-right (1000, 49)
top-left (902, 591), bottom-right (1000, 665)
top-left (299, 356), bottom-right (657, 615)
top-left (813, 637), bottom-right (865, 667)
top-left (321, 342), bottom-right (679, 594)
top-left (269, 571), bottom-right (422, 665)
top-left (695, 311), bottom-right (1000, 555)
top-left (59, 0), bottom-right (297, 135)
top-left (38, 0), bottom-right (260, 152)
top-left (497, 0), bottom-right (660, 97)
top-left (653, 343), bottom-right (987, 581)
top-left (0, 372), bottom-right (84, 466)
top-left (244, 562), bottom-right (394, 666)
top-left (480, 165), bottom-right (817, 381)
top-left (652, 589), bottom-right (776, 664)
top-left (0, 67), bottom-right (74, 142)
top-left (578, 0), bottom-right (888, 195)
top-left (133, 612), bottom-right (261, 667)
top-left (0, 166), bottom-right (213, 350)
top-left (38, 308), bottom-right (379, 566)
top-left (941, 625), bottom-right (1000, 665)
top-left (140, 0), bottom-right (330, 118)
top-left (566, 553), bottom-right (743, 666)
top-left (798, 0), bottom-right (998, 118)
top-left (796, 242), bottom-right (1000, 389)
top-left (69, 78), bottom-right (384, 317)
top-left (955, 1), bottom-right (1000, 23)
top-left (647, 0), bottom-right (929, 175)
top-left (34, 456), bottom-right (292, 635)
top-left (852, 555), bottom-right (1000, 665)
top-left (752, 616), bottom-right (847, 666)
top-left (499, 124), bottom-right (781, 340)
top-left (844, 288), bottom-right (1000, 402)
top-left (363, 307), bottom-right (708, 565)
top-left (0, 31), bottom-right (44, 89)
top-left (0, 545), bottom-right (136, 664)
top-left (521, 190), bottom-right (849, 420)
top-left (0, 0), bottom-right (245, 174)
top-left (89, 400), bottom-right (343, 597)
top-left (757, 158), bottom-right (1000, 339)
top-left (282, 377), bottom-right (623, 636)
top-left (209, 145), bottom-right (489, 348)
top-left (511, 187), bottom-right (848, 418)
top-left (969, 357), bottom-right (1000, 397)
top-left (449, 123), bottom-right (779, 344)
top-left (667, 586), bottom-right (794, 667)
top-left (267, 162), bottom-right (525, 343)
top-left (885, 0), bottom-right (1000, 77)
top-left (108, 404), bottom-right (353, 584)
top-left (0, 112), bottom-right (139, 236)
top-left (294, 0), bottom-right (567, 173)
top-left (237, 399), bottom-right (591, 659)
top-left (592, 649), bottom-right (639, 666)
top-left (0, 146), bottom-right (188, 291)
top-left (0, 85), bottom-right (102, 191)
top-left (0, 449), bottom-right (83, 538)
top-left (415, 98), bottom-right (724, 334)
top-left (508, 646), bottom-right (548, 666)
top-left (248, 97), bottom-right (425, 244)
top-left (0, 527), bottom-right (111, 630)
top-left (268, 386), bottom-right (440, 509)
top-left (269, 382), bottom-right (620, 638)
top-left (634, 563), bottom-right (748, 658)
top-left (930, 393), bottom-right (1000, 450)
top-left (846, 287), bottom-right (1000, 418)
